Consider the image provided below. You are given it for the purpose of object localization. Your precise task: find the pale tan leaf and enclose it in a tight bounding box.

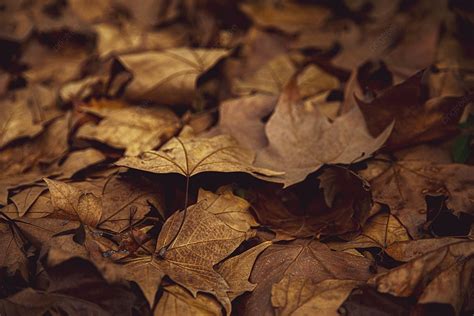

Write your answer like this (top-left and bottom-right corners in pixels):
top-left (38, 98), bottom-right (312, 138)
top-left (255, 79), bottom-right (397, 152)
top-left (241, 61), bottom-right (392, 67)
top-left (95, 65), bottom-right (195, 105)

top-left (119, 48), bottom-right (227, 106)
top-left (116, 135), bottom-right (282, 179)
top-left (77, 104), bottom-right (181, 156)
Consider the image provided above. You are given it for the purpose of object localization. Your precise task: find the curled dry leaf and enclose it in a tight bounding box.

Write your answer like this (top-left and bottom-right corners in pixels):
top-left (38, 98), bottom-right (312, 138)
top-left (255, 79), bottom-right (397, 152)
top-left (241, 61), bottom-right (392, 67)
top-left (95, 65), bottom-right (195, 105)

top-left (255, 81), bottom-right (393, 186)
top-left (370, 239), bottom-right (474, 314)
top-left (44, 178), bottom-right (102, 227)
top-left (361, 159), bottom-right (474, 238)
top-left (116, 135), bottom-right (282, 180)
top-left (118, 48), bottom-right (227, 106)
top-left (355, 71), bottom-right (472, 149)
top-left (246, 240), bottom-right (374, 315)
top-left (271, 277), bottom-right (362, 316)
top-left (77, 101), bottom-right (181, 156)
top-left (154, 189), bottom-right (257, 314)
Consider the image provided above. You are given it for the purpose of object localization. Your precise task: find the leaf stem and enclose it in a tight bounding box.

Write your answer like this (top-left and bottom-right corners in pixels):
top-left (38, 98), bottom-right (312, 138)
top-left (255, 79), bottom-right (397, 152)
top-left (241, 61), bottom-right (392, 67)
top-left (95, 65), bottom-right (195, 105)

top-left (167, 174), bottom-right (190, 251)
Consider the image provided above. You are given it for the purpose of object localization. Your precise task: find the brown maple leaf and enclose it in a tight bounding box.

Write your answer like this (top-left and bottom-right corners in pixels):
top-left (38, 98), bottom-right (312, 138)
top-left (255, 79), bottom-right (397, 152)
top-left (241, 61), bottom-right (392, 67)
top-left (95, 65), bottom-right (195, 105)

top-left (246, 239), bottom-right (374, 315)
top-left (360, 159), bottom-right (474, 238)
top-left (370, 238), bottom-right (474, 314)
top-left (254, 81), bottom-right (393, 186)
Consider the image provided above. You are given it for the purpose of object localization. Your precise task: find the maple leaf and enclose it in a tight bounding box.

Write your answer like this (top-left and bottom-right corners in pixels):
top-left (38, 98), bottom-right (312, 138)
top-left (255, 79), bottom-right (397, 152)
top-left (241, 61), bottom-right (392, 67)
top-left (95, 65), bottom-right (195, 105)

top-left (116, 134), bottom-right (282, 180)
top-left (370, 238), bottom-right (474, 314)
top-left (0, 257), bottom-right (138, 316)
top-left (245, 240), bottom-right (374, 315)
top-left (123, 257), bottom-right (164, 307)
top-left (77, 100), bottom-right (181, 156)
top-left (240, 1), bottom-right (330, 34)
top-left (118, 48), bottom-right (227, 106)
top-left (0, 221), bottom-right (30, 279)
top-left (360, 159), bottom-right (474, 238)
top-left (250, 167), bottom-right (372, 240)
top-left (153, 189), bottom-right (257, 314)
top-left (271, 277), bottom-right (362, 316)
top-left (234, 55), bottom-right (339, 98)
top-left (44, 178), bottom-right (102, 227)
top-left (217, 241), bottom-right (272, 300)
top-left (0, 113), bottom-right (70, 205)
top-left (328, 211), bottom-right (410, 251)
top-left (9, 186), bottom-right (47, 217)
top-left (355, 71), bottom-right (473, 149)
top-left (154, 284), bottom-right (223, 316)
top-left (254, 81), bottom-right (393, 186)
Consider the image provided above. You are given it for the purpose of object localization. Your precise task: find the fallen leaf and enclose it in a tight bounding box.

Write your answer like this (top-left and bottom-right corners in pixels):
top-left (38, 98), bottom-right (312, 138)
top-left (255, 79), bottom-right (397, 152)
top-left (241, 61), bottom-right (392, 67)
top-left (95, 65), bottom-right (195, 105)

top-left (77, 102), bottom-right (181, 156)
top-left (255, 81), bottom-right (393, 186)
top-left (355, 71), bottom-right (472, 148)
top-left (327, 211), bottom-right (410, 252)
top-left (217, 241), bottom-right (272, 300)
top-left (370, 239), bottom-right (474, 314)
top-left (118, 48), bottom-right (227, 106)
top-left (0, 90), bottom-right (44, 148)
top-left (154, 284), bottom-right (223, 316)
top-left (240, 1), bottom-right (330, 34)
top-left (246, 240), bottom-right (374, 315)
top-left (233, 55), bottom-right (338, 98)
top-left (360, 159), bottom-right (474, 238)
top-left (154, 189), bottom-right (257, 314)
top-left (44, 178), bottom-right (102, 227)
top-left (57, 148), bottom-right (106, 179)
top-left (271, 277), bottom-right (362, 316)
top-left (10, 186), bottom-right (47, 217)
top-left (0, 257), bottom-right (138, 316)
top-left (0, 222), bottom-right (29, 278)
top-left (250, 167), bottom-right (372, 240)
top-left (123, 257), bottom-right (164, 307)
top-left (211, 94), bottom-right (277, 150)
top-left (116, 134), bottom-right (282, 180)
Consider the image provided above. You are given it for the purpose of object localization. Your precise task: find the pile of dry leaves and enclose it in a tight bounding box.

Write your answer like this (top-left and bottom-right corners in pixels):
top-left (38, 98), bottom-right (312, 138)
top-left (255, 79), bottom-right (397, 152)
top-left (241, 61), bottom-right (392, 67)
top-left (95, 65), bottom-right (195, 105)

top-left (1, 0), bottom-right (473, 315)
